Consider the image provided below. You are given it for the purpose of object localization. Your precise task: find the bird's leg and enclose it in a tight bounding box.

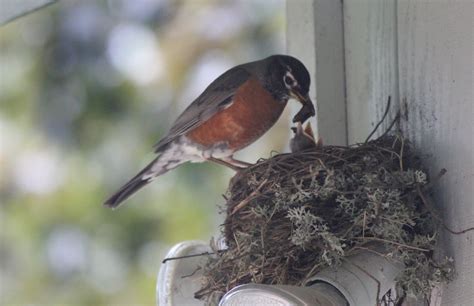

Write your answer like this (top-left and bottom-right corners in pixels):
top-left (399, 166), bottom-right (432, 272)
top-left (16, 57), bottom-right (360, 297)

top-left (207, 157), bottom-right (244, 171)
top-left (222, 156), bottom-right (253, 168)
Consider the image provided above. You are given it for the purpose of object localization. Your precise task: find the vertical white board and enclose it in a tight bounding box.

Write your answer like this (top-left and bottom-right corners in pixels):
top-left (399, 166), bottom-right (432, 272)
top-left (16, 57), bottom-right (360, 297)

top-left (343, 0), bottom-right (399, 143)
top-left (287, 0), bottom-right (347, 145)
top-left (398, 1), bottom-right (474, 304)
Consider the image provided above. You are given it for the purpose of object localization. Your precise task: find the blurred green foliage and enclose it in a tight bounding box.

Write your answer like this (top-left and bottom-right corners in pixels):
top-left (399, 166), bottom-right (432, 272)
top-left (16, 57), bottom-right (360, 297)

top-left (0, 0), bottom-right (285, 304)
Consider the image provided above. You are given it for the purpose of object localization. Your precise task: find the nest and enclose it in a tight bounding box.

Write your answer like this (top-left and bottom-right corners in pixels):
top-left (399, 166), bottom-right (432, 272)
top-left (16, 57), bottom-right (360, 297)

top-left (195, 134), bottom-right (454, 303)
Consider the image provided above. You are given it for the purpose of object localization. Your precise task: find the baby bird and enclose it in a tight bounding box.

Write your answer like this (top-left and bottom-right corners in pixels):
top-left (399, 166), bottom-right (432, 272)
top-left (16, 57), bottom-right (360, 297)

top-left (290, 122), bottom-right (322, 153)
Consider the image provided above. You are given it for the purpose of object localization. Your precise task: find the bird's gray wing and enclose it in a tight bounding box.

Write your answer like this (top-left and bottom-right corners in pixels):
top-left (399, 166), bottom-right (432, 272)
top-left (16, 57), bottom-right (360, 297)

top-left (154, 66), bottom-right (251, 152)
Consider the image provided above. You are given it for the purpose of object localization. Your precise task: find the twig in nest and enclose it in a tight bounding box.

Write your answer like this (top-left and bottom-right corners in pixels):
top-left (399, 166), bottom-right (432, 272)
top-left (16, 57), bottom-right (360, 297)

top-left (182, 267), bottom-right (202, 279)
top-left (363, 211), bottom-right (367, 238)
top-left (399, 135), bottom-right (405, 170)
top-left (417, 186), bottom-right (474, 235)
top-left (231, 178), bottom-right (268, 215)
top-left (354, 237), bottom-right (430, 252)
top-left (378, 111), bottom-right (400, 140)
top-left (300, 262), bottom-right (324, 286)
top-left (348, 246), bottom-right (403, 265)
top-left (365, 96), bottom-right (392, 143)
top-left (162, 251), bottom-right (218, 264)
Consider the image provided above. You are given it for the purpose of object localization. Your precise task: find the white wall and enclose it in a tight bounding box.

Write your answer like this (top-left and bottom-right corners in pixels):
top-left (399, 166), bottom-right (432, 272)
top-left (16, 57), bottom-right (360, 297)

top-left (287, 0), bottom-right (347, 146)
top-left (397, 2), bottom-right (473, 304)
top-left (343, 0), bottom-right (399, 143)
top-left (288, 0), bottom-right (474, 304)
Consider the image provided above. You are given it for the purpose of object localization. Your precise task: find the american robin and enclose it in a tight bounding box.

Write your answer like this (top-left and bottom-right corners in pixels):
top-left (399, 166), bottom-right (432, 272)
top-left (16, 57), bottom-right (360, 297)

top-left (290, 122), bottom-right (323, 153)
top-left (104, 54), bottom-right (314, 208)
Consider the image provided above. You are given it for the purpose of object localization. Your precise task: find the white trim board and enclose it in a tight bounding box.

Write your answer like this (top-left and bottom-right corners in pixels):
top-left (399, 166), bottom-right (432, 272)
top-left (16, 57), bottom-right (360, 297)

top-left (287, 0), bottom-right (347, 146)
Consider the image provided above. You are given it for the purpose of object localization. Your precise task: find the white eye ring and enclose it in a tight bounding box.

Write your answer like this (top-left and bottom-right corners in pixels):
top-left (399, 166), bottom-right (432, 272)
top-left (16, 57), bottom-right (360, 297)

top-left (284, 72), bottom-right (296, 88)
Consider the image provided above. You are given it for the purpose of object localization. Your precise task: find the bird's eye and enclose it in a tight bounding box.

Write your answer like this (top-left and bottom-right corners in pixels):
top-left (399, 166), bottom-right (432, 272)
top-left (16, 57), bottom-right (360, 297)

top-left (284, 75), bottom-right (295, 86)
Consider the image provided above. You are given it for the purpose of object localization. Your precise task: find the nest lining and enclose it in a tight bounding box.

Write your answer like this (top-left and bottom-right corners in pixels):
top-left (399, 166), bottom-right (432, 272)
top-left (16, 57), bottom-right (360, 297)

top-left (195, 134), bottom-right (454, 303)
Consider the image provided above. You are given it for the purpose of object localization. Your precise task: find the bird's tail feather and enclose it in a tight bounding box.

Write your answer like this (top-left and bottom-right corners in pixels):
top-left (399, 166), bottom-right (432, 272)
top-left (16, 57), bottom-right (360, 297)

top-left (103, 155), bottom-right (183, 209)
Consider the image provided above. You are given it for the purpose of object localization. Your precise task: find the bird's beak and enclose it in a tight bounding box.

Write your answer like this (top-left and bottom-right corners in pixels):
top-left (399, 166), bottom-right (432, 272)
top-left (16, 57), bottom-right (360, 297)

top-left (291, 90), bottom-right (315, 123)
top-left (291, 90), bottom-right (310, 105)
top-left (291, 90), bottom-right (314, 111)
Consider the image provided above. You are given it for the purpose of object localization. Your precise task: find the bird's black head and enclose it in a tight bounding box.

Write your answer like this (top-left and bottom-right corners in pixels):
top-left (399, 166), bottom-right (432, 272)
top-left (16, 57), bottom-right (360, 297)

top-left (259, 55), bottom-right (314, 122)
top-left (260, 55), bottom-right (310, 101)
top-left (278, 55), bottom-right (310, 97)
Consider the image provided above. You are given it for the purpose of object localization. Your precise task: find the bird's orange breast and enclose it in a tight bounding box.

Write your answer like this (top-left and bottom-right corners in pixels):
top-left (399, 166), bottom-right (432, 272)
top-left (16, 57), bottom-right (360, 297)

top-left (186, 78), bottom-right (286, 151)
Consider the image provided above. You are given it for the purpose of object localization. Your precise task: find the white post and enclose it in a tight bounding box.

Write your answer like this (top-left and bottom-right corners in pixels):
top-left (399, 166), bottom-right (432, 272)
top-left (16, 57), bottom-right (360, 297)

top-left (287, 0), bottom-right (347, 146)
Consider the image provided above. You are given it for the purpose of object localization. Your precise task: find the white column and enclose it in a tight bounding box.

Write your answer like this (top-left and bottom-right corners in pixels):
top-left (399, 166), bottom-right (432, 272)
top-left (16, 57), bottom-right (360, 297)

top-left (287, 0), bottom-right (347, 146)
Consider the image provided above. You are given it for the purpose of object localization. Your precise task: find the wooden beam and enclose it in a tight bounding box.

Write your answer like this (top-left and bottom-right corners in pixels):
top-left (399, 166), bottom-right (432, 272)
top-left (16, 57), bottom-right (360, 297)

top-left (343, 0), bottom-right (399, 144)
top-left (287, 0), bottom-right (347, 146)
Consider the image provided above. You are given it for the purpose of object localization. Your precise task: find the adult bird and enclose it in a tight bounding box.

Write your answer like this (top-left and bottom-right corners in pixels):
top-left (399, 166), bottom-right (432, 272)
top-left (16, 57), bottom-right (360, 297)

top-left (104, 55), bottom-right (314, 208)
